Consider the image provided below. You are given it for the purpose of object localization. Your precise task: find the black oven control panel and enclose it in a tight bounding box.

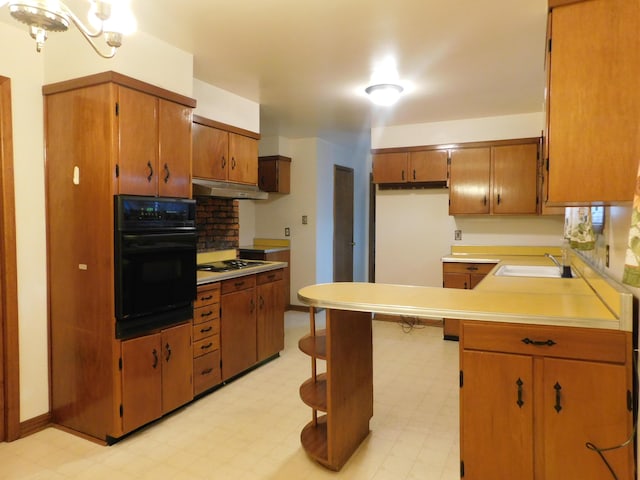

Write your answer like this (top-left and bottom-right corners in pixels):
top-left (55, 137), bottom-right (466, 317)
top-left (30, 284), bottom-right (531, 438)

top-left (115, 195), bottom-right (196, 231)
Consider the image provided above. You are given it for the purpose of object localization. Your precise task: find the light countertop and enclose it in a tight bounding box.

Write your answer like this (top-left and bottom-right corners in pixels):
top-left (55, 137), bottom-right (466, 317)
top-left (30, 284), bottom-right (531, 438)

top-left (197, 261), bottom-right (287, 285)
top-left (298, 247), bottom-right (633, 332)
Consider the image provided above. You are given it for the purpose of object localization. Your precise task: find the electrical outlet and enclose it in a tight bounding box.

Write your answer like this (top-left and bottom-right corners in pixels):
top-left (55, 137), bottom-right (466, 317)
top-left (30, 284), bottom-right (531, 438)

top-left (454, 230), bottom-right (462, 241)
top-left (285, 227), bottom-right (290, 237)
top-left (302, 215), bottom-right (308, 225)
top-left (605, 244), bottom-right (610, 268)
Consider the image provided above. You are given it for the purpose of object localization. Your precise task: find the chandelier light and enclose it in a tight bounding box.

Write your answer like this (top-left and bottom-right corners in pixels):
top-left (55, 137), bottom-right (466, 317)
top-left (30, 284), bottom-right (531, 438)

top-left (365, 83), bottom-right (404, 106)
top-left (0, 0), bottom-right (136, 58)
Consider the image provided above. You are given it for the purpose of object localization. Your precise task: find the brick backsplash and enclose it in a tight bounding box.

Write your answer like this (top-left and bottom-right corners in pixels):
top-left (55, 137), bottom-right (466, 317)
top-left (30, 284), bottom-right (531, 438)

top-left (195, 196), bottom-right (239, 252)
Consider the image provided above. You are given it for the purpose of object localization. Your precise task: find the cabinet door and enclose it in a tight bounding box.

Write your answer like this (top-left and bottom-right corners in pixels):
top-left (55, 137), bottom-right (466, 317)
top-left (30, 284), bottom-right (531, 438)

top-left (492, 144), bottom-right (538, 214)
top-left (221, 288), bottom-right (257, 380)
top-left (192, 123), bottom-right (228, 181)
top-left (542, 358), bottom-right (633, 480)
top-left (443, 272), bottom-right (469, 290)
top-left (461, 350), bottom-right (534, 480)
top-left (121, 333), bottom-right (162, 433)
top-left (118, 87), bottom-right (158, 196)
top-left (449, 148), bottom-right (491, 214)
top-left (161, 323), bottom-right (193, 414)
top-left (257, 279), bottom-right (285, 361)
top-left (372, 152), bottom-right (408, 184)
top-left (409, 150), bottom-right (448, 183)
top-left (158, 100), bottom-right (192, 198)
top-left (547, 0), bottom-right (639, 203)
top-left (228, 133), bottom-right (258, 185)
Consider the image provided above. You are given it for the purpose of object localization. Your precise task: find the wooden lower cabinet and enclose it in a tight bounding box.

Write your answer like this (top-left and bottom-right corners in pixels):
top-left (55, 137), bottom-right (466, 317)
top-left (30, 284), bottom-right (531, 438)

top-left (240, 248), bottom-right (291, 308)
top-left (256, 270), bottom-right (285, 361)
top-left (460, 321), bottom-right (634, 480)
top-left (299, 308), bottom-right (373, 471)
top-left (193, 283), bottom-right (222, 395)
top-left (221, 276), bottom-right (257, 381)
top-left (442, 262), bottom-right (496, 340)
top-left (121, 322), bottom-right (193, 434)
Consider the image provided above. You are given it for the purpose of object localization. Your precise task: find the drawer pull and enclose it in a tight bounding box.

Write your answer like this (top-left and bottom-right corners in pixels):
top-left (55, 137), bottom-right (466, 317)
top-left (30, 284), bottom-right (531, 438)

top-left (521, 338), bottom-right (556, 347)
top-left (234, 281), bottom-right (245, 287)
top-left (200, 294), bottom-right (213, 301)
top-left (516, 378), bottom-right (524, 408)
top-left (200, 311), bottom-right (213, 318)
top-left (466, 266), bottom-right (479, 271)
top-left (554, 382), bottom-right (562, 413)
top-left (201, 368), bottom-right (213, 375)
top-left (201, 342), bottom-right (213, 350)
top-left (200, 326), bottom-right (213, 333)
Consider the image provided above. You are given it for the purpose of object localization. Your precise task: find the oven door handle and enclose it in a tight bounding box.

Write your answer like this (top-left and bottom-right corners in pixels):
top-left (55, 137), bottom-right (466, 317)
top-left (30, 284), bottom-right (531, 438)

top-left (121, 233), bottom-right (196, 253)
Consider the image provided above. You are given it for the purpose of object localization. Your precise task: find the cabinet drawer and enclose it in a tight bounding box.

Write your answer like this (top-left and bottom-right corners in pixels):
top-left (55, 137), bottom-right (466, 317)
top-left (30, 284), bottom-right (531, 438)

top-left (193, 303), bottom-right (219, 325)
top-left (193, 334), bottom-right (220, 358)
top-left (257, 269), bottom-right (283, 285)
top-left (192, 319), bottom-right (220, 342)
top-left (221, 275), bottom-right (256, 294)
top-left (443, 262), bottom-right (497, 275)
top-left (193, 350), bottom-right (221, 395)
top-left (462, 321), bottom-right (628, 364)
top-left (195, 283), bottom-right (220, 308)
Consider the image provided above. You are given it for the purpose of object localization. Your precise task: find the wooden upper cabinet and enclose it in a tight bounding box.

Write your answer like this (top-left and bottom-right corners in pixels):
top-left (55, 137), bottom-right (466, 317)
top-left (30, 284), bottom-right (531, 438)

top-left (228, 132), bottom-right (258, 185)
top-left (192, 123), bottom-right (228, 180)
top-left (449, 147), bottom-right (491, 214)
top-left (372, 152), bottom-right (408, 183)
top-left (546, 0), bottom-right (639, 204)
top-left (192, 115), bottom-right (260, 186)
top-left (158, 99), bottom-right (192, 198)
top-left (492, 144), bottom-right (538, 214)
top-left (372, 150), bottom-right (447, 184)
top-left (118, 87), bottom-right (158, 197)
top-left (117, 86), bottom-right (192, 198)
top-left (258, 155), bottom-right (291, 193)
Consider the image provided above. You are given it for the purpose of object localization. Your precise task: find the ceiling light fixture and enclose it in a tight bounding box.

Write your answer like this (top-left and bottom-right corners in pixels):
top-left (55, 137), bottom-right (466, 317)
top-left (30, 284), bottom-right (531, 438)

top-left (0, 0), bottom-right (136, 58)
top-left (365, 83), bottom-right (404, 106)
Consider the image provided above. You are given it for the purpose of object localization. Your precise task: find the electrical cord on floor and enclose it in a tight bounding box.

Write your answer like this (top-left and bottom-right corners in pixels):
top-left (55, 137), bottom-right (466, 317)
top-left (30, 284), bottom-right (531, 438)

top-left (399, 316), bottom-right (426, 333)
top-left (585, 348), bottom-right (639, 480)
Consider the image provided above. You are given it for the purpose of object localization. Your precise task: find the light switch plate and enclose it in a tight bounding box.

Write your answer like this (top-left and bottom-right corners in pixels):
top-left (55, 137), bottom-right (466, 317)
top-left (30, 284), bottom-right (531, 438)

top-left (454, 230), bottom-right (462, 241)
top-left (285, 227), bottom-right (290, 237)
top-left (302, 215), bottom-right (308, 225)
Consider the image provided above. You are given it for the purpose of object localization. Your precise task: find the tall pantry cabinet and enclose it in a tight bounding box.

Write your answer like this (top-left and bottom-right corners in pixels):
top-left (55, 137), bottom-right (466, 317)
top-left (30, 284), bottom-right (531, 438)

top-left (43, 71), bottom-right (196, 442)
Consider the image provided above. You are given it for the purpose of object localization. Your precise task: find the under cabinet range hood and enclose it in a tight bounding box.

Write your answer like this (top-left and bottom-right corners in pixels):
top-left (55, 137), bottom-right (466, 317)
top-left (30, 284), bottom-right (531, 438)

top-left (192, 178), bottom-right (269, 200)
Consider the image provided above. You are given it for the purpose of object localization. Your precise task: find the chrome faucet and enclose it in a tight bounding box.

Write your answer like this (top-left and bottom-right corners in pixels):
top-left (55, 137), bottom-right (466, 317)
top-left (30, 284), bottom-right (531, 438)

top-left (545, 253), bottom-right (562, 268)
top-left (545, 253), bottom-right (573, 278)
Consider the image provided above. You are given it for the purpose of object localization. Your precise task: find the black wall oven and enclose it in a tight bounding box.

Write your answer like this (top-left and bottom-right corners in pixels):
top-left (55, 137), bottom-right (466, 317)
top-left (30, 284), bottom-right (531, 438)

top-left (114, 195), bottom-right (197, 339)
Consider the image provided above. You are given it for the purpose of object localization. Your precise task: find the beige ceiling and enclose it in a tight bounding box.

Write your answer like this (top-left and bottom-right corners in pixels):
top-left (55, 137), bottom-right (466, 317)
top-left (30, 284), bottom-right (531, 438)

top-left (10, 0), bottom-right (550, 139)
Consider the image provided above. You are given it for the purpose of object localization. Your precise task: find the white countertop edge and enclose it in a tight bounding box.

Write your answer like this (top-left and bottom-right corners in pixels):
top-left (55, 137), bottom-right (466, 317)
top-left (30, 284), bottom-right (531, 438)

top-left (197, 261), bottom-right (287, 285)
top-left (441, 255), bottom-right (501, 263)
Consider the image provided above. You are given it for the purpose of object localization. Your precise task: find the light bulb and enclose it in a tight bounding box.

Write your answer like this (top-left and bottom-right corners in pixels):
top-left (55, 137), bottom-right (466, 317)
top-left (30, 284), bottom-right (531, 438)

top-left (365, 83), bottom-right (404, 106)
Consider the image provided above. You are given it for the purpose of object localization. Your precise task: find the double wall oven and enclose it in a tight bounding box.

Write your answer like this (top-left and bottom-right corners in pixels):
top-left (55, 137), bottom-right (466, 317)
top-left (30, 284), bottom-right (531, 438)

top-left (114, 195), bottom-right (197, 339)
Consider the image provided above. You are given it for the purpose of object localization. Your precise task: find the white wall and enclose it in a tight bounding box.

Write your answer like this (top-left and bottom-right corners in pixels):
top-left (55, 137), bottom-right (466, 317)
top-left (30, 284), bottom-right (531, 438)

top-left (0, 22), bottom-right (48, 422)
top-left (193, 79), bottom-right (260, 133)
top-left (373, 113), bottom-right (565, 287)
top-left (247, 133), bottom-right (370, 305)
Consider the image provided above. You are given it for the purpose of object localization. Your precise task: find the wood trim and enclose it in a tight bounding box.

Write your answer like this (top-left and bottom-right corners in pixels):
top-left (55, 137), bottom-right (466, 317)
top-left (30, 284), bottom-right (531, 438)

top-left (371, 137), bottom-right (540, 155)
top-left (0, 76), bottom-right (21, 442)
top-left (192, 114), bottom-right (261, 140)
top-left (548, 0), bottom-right (591, 9)
top-left (19, 413), bottom-right (51, 438)
top-left (41, 71), bottom-right (197, 108)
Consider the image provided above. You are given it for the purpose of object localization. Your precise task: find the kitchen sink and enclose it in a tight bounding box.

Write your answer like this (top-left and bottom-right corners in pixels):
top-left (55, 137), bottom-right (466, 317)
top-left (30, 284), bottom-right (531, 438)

top-left (494, 264), bottom-right (576, 278)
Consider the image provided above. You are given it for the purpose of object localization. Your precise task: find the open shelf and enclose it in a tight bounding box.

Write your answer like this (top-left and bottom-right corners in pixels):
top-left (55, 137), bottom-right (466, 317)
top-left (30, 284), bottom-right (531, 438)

top-left (299, 373), bottom-right (327, 411)
top-left (298, 329), bottom-right (326, 359)
top-left (300, 415), bottom-right (329, 469)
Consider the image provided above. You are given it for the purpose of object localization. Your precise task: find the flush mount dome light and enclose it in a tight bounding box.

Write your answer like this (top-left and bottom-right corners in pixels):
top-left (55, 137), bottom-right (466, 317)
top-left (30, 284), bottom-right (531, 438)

top-left (365, 83), bottom-right (404, 106)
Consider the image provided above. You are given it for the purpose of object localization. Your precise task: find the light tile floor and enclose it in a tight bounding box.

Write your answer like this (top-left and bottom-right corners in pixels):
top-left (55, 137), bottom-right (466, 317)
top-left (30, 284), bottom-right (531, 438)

top-left (0, 311), bottom-right (459, 479)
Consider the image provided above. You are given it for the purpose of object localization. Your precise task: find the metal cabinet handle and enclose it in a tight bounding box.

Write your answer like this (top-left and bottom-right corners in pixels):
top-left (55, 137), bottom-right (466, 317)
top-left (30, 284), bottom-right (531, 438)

top-left (201, 368), bottom-right (213, 375)
top-left (483, 195), bottom-right (487, 206)
top-left (554, 382), bottom-right (562, 413)
top-left (152, 348), bottom-right (158, 369)
top-left (497, 193), bottom-right (501, 205)
top-left (231, 157), bottom-right (236, 170)
top-left (147, 161), bottom-right (154, 182)
top-left (259, 296), bottom-right (264, 309)
top-left (165, 343), bottom-right (172, 362)
top-left (200, 295), bottom-right (213, 301)
top-left (516, 378), bottom-right (524, 408)
top-left (163, 163), bottom-right (170, 183)
top-left (250, 298), bottom-right (255, 313)
top-left (201, 342), bottom-right (213, 350)
top-left (401, 170), bottom-right (405, 181)
top-left (200, 310), bottom-right (213, 318)
top-left (221, 156), bottom-right (226, 169)
top-left (413, 169), bottom-right (416, 180)
top-left (522, 338), bottom-right (556, 347)
top-left (200, 326), bottom-right (213, 333)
